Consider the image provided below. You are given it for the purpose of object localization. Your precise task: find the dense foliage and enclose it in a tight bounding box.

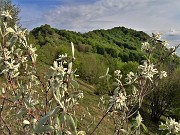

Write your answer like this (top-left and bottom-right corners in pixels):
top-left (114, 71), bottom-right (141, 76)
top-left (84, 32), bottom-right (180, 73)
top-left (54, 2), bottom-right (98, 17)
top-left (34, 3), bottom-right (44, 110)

top-left (30, 24), bottom-right (148, 62)
top-left (0, 4), bottom-right (180, 134)
top-left (29, 24), bottom-right (180, 134)
top-left (29, 24), bottom-right (150, 93)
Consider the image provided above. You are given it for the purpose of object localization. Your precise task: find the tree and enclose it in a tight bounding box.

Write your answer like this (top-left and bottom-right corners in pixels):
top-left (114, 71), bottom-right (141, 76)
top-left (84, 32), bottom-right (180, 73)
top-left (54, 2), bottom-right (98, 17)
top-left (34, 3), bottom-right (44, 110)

top-left (0, 0), bottom-right (20, 26)
top-left (0, 6), bottom-right (180, 134)
top-left (0, 10), bottom-right (83, 134)
top-left (148, 68), bottom-right (180, 121)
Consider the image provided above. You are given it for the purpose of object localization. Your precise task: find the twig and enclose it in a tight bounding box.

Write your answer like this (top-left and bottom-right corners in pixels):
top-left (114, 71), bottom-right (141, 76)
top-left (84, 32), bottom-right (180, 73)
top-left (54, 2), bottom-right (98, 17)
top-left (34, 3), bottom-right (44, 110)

top-left (89, 105), bottom-right (113, 135)
top-left (1, 116), bottom-right (11, 135)
top-left (0, 96), bottom-right (14, 103)
top-left (0, 98), bottom-right (11, 134)
top-left (127, 107), bottom-right (140, 119)
top-left (155, 44), bottom-right (180, 66)
top-left (35, 73), bottom-right (49, 115)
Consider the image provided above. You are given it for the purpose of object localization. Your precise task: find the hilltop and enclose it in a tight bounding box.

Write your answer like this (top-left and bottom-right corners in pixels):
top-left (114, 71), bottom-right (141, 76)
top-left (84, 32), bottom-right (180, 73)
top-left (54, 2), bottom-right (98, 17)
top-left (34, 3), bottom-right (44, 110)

top-left (28, 25), bottom-right (180, 134)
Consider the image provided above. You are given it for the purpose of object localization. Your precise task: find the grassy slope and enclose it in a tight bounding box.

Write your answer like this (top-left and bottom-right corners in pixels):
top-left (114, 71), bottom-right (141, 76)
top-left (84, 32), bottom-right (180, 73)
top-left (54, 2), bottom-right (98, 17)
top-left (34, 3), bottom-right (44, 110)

top-left (30, 25), bottom-right (163, 134)
top-left (33, 59), bottom-right (114, 134)
top-left (76, 79), bottom-right (160, 135)
top-left (75, 79), bottom-right (114, 135)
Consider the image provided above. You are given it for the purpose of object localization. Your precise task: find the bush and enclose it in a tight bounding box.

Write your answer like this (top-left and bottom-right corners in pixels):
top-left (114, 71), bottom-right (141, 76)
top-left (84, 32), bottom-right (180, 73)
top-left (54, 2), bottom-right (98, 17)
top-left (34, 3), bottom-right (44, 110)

top-left (0, 10), bottom-right (179, 135)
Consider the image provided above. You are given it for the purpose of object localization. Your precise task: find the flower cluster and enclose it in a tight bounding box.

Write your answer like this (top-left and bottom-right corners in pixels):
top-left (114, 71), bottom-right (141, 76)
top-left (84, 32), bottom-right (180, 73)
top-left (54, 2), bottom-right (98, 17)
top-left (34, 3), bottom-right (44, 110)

top-left (138, 61), bottom-right (158, 82)
top-left (1, 10), bottom-right (12, 19)
top-left (152, 33), bottom-right (161, 40)
top-left (97, 33), bottom-right (175, 134)
top-left (0, 10), bottom-right (84, 134)
top-left (160, 118), bottom-right (180, 134)
top-left (141, 42), bottom-right (151, 52)
top-left (126, 72), bottom-right (137, 84)
top-left (109, 92), bottom-right (127, 110)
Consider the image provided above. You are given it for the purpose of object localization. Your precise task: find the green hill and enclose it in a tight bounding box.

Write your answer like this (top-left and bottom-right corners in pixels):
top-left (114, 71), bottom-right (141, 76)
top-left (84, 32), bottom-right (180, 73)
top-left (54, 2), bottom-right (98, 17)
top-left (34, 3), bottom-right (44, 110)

top-left (29, 24), bottom-right (149, 89)
top-left (30, 24), bottom-right (149, 62)
top-left (28, 25), bottom-right (180, 134)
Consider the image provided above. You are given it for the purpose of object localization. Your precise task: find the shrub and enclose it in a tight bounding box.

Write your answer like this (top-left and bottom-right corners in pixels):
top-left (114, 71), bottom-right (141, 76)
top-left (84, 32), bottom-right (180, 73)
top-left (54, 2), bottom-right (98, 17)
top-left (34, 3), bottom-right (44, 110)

top-left (0, 10), bottom-right (179, 135)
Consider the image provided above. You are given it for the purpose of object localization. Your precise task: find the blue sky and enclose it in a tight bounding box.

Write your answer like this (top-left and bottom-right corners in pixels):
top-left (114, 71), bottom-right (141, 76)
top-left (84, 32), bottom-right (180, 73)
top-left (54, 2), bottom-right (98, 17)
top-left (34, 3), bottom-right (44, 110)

top-left (12, 0), bottom-right (180, 54)
top-left (11, 0), bottom-right (180, 32)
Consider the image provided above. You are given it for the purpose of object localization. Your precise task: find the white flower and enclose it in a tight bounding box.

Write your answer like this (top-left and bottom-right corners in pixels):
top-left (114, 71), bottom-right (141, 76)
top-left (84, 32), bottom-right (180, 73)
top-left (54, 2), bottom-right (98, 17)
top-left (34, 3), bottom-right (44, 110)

top-left (141, 42), bottom-right (151, 52)
top-left (126, 72), bottom-right (137, 84)
top-left (167, 118), bottom-right (180, 134)
top-left (28, 44), bottom-right (37, 63)
top-left (160, 118), bottom-right (180, 134)
top-left (162, 40), bottom-right (169, 47)
top-left (4, 60), bottom-right (20, 71)
top-left (13, 25), bottom-right (27, 43)
top-left (51, 61), bottom-right (62, 71)
top-left (3, 48), bottom-right (11, 60)
top-left (169, 46), bottom-right (176, 55)
top-left (28, 44), bottom-right (36, 54)
top-left (152, 33), bottom-right (161, 40)
top-left (114, 70), bottom-right (122, 78)
top-left (57, 53), bottom-right (68, 61)
top-left (138, 61), bottom-right (158, 81)
top-left (136, 112), bottom-right (143, 127)
top-left (78, 131), bottom-right (86, 135)
top-left (1, 10), bottom-right (12, 19)
top-left (77, 92), bottom-right (84, 99)
top-left (159, 71), bottom-right (167, 79)
top-left (109, 92), bottom-right (127, 110)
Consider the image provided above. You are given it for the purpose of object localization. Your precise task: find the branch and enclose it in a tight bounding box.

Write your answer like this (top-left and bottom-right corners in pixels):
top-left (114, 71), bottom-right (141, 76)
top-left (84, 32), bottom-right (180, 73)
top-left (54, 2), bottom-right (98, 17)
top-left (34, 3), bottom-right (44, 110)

top-left (0, 116), bottom-right (11, 134)
top-left (89, 105), bottom-right (113, 135)
top-left (155, 44), bottom-right (180, 66)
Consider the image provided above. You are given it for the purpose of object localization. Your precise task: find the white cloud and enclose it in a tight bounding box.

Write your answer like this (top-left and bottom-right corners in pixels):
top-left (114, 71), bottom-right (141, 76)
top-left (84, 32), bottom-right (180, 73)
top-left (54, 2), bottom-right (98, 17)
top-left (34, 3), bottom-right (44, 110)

top-left (37, 0), bottom-right (179, 33)
top-left (17, 0), bottom-right (180, 33)
top-left (15, 0), bottom-right (180, 55)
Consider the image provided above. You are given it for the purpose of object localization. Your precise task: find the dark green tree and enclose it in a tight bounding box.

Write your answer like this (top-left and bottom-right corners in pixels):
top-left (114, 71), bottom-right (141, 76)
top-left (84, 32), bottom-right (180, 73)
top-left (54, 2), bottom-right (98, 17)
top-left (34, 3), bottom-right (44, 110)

top-left (148, 68), bottom-right (180, 121)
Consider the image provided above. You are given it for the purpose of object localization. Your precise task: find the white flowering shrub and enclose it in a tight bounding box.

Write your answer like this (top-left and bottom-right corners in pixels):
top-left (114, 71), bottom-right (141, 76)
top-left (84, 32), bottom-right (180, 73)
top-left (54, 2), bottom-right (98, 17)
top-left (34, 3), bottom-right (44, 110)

top-left (0, 10), bottom-right (179, 135)
top-left (159, 118), bottom-right (180, 135)
top-left (0, 10), bottom-right (84, 135)
top-left (91, 33), bottom-right (179, 135)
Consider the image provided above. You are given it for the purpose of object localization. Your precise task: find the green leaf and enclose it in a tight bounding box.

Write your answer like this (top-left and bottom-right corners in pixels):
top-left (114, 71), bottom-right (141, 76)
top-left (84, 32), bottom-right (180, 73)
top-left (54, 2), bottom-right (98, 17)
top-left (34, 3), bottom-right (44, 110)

top-left (6, 27), bottom-right (15, 33)
top-left (50, 106), bottom-right (60, 116)
top-left (37, 114), bottom-right (50, 128)
top-left (55, 115), bottom-right (60, 127)
top-left (24, 97), bottom-right (31, 108)
top-left (71, 42), bottom-right (75, 58)
top-left (13, 72), bottom-right (20, 78)
top-left (161, 130), bottom-right (170, 135)
top-left (141, 123), bottom-right (148, 133)
top-left (35, 125), bottom-right (54, 133)
top-left (71, 79), bottom-right (79, 89)
top-left (66, 114), bottom-right (77, 134)
top-left (17, 108), bottom-right (27, 118)
top-left (159, 124), bottom-right (166, 130)
top-left (37, 107), bottom-right (60, 128)
top-left (60, 112), bottom-right (66, 124)
top-left (9, 36), bottom-right (17, 46)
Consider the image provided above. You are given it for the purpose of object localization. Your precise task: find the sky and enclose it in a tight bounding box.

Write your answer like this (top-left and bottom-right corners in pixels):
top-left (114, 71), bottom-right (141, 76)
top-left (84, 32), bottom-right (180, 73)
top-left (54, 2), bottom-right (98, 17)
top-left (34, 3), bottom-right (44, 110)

top-left (12, 0), bottom-right (180, 54)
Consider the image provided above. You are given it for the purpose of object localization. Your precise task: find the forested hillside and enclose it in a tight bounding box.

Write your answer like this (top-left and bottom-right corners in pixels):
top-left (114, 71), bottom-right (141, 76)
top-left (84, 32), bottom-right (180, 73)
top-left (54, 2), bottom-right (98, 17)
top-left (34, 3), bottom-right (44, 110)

top-left (30, 24), bottom-right (149, 62)
top-left (28, 24), bottom-right (180, 133)
top-left (1, 1), bottom-right (180, 134)
top-left (29, 24), bottom-right (149, 86)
